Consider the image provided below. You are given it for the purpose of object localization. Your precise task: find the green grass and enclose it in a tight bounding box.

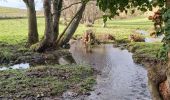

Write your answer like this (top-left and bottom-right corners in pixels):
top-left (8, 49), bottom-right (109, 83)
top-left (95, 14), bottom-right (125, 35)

top-left (0, 17), bottom-right (153, 44)
top-left (0, 65), bottom-right (95, 98)
top-left (127, 42), bottom-right (163, 63)
top-left (0, 18), bottom-right (44, 44)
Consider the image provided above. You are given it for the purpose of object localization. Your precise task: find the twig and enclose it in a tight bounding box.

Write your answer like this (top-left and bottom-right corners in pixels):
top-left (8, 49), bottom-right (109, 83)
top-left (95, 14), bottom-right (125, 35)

top-left (61, 1), bottom-right (82, 11)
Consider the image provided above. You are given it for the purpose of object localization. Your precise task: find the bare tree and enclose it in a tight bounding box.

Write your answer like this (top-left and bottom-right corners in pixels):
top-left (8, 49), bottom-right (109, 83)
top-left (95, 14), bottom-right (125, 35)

top-left (23, 0), bottom-right (39, 45)
top-left (62, 0), bottom-right (102, 25)
top-left (35, 0), bottom-right (87, 52)
top-left (52, 0), bottom-right (62, 41)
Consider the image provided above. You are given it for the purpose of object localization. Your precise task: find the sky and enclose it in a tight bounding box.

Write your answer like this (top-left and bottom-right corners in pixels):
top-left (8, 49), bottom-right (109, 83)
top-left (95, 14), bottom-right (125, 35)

top-left (0, 0), bottom-right (43, 10)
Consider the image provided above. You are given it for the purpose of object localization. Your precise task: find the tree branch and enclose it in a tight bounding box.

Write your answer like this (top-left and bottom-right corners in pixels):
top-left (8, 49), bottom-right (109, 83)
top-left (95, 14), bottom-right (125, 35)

top-left (61, 1), bottom-right (82, 11)
top-left (52, 0), bottom-right (96, 16)
top-left (52, 1), bottom-right (82, 16)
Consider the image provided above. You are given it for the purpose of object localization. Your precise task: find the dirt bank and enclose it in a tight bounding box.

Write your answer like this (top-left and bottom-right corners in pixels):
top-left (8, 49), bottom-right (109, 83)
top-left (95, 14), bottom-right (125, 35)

top-left (0, 42), bottom-right (75, 66)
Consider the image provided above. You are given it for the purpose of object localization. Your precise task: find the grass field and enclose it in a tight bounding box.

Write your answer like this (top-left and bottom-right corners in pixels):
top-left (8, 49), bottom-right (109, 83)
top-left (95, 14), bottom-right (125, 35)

top-left (0, 6), bottom-right (43, 18)
top-left (0, 64), bottom-right (96, 98)
top-left (0, 6), bottom-right (154, 45)
top-left (0, 17), bottom-right (153, 44)
top-left (0, 6), bottom-right (26, 17)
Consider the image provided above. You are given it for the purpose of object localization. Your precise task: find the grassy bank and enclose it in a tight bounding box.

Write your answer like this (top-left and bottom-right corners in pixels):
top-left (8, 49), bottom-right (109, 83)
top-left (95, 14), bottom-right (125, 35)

top-left (127, 42), bottom-right (163, 63)
top-left (0, 65), bottom-right (95, 99)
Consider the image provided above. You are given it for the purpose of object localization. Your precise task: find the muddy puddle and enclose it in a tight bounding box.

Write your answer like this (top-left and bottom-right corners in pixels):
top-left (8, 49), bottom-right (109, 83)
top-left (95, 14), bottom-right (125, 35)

top-left (70, 41), bottom-right (151, 100)
top-left (0, 63), bottom-right (29, 70)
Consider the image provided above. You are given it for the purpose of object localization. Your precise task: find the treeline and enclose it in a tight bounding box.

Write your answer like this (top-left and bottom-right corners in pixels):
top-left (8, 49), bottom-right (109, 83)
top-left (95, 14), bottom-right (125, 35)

top-left (0, 16), bottom-right (44, 20)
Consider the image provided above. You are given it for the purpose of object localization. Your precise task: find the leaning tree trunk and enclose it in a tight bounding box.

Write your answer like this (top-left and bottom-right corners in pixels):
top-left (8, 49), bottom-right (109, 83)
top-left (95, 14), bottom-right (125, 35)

top-left (57, 3), bottom-right (86, 47)
top-left (23, 0), bottom-right (39, 45)
top-left (36, 0), bottom-right (54, 52)
top-left (52, 0), bottom-right (63, 41)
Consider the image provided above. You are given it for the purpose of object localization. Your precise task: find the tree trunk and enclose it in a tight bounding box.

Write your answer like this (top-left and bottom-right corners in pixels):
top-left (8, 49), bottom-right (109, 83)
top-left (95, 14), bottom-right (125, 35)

top-left (165, 0), bottom-right (170, 56)
top-left (52, 0), bottom-right (63, 41)
top-left (36, 0), bottom-right (54, 52)
top-left (57, 3), bottom-right (86, 47)
top-left (23, 0), bottom-right (39, 45)
top-left (165, 0), bottom-right (170, 100)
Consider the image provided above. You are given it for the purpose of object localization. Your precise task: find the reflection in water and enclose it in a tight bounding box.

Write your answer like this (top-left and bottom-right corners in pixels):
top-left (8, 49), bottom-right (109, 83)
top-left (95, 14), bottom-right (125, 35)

top-left (70, 41), bottom-right (151, 100)
top-left (0, 63), bottom-right (29, 71)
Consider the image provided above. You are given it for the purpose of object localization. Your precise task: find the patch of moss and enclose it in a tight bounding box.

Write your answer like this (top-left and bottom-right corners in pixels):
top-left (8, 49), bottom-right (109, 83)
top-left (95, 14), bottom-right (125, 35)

top-left (17, 47), bottom-right (29, 53)
top-left (79, 77), bottom-right (96, 94)
top-left (0, 42), bottom-right (75, 66)
top-left (115, 38), bottom-right (130, 44)
top-left (0, 65), bottom-right (95, 99)
top-left (0, 43), bottom-right (29, 64)
top-left (127, 42), bottom-right (163, 63)
top-left (0, 49), bottom-right (13, 64)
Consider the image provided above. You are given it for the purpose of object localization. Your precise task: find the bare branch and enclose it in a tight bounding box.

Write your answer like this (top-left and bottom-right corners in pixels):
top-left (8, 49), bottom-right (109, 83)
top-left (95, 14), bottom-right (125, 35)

top-left (52, 0), bottom-right (96, 16)
top-left (61, 1), bottom-right (82, 12)
top-left (52, 1), bottom-right (82, 16)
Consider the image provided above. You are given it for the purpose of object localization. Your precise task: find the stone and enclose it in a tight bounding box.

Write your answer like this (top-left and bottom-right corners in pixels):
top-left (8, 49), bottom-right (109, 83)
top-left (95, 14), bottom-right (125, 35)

top-left (62, 91), bottom-right (78, 100)
top-left (159, 80), bottom-right (170, 100)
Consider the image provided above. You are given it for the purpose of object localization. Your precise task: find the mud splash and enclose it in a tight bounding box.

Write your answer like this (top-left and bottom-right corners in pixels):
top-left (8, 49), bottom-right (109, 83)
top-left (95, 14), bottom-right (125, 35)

top-left (70, 41), bottom-right (151, 100)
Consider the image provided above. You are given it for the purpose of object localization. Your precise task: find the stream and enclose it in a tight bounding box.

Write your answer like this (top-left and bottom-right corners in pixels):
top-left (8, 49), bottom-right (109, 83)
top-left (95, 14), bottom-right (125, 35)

top-left (0, 40), bottom-right (152, 100)
top-left (70, 41), bottom-right (151, 100)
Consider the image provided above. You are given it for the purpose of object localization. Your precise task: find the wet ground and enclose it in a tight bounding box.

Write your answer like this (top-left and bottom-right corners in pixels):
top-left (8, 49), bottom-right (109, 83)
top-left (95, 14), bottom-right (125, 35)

top-left (0, 63), bottom-right (29, 70)
top-left (135, 29), bottom-right (164, 43)
top-left (70, 41), bottom-right (151, 100)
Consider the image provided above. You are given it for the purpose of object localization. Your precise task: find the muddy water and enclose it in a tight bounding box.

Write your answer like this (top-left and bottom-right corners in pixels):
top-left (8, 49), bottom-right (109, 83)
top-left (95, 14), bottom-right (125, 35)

top-left (0, 63), bottom-right (29, 70)
top-left (70, 41), bottom-right (151, 100)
